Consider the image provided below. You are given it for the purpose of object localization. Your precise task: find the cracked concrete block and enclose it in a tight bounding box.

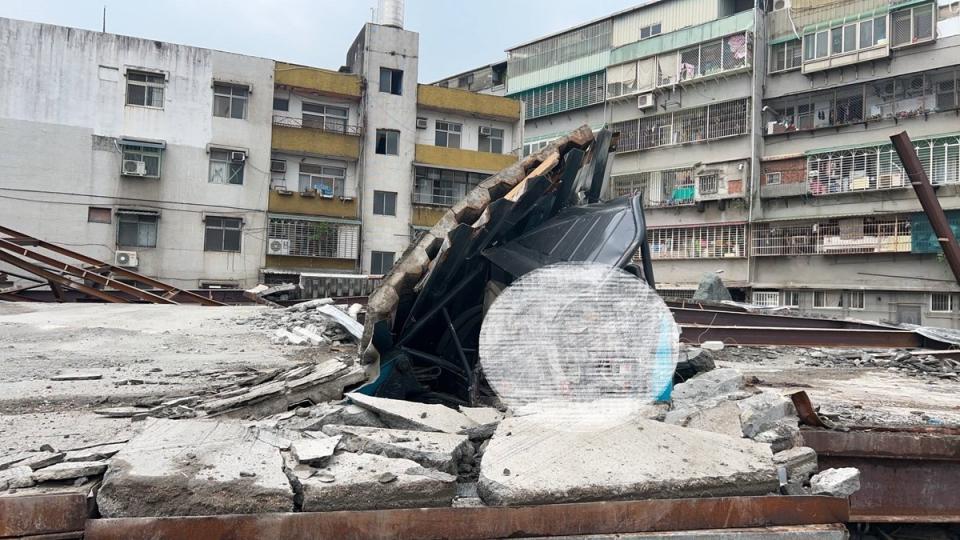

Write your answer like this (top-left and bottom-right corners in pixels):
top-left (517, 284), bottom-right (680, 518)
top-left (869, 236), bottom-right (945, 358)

top-left (97, 419), bottom-right (294, 517)
top-left (64, 443), bottom-right (125, 462)
top-left (810, 467), bottom-right (861, 498)
top-left (321, 424), bottom-right (471, 474)
top-left (300, 452), bottom-right (457, 512)
top-left (664, 400), bottom-right (743, 439)
top-left (478, 416), bottom-right (777, 506)
top-left (753, 420), bottom-right (801, 452)
top-left (18, 452), bottom-right (66, 471)
top-left (32, 461), bottom-right (107, 483)
top-left (0, 466), bottom-right (35, 490)
top-left (286, 403), bottom-right (386, 431)
top-left (347, 393), bottom-right (478, 433)
top-left (738, 392), bottom-right (797, 438)
top-left (290, 436), bottom-right (341, 466)
top-left (773, 446), bottom-right (818, 483)
top-left (671, 368), bottom-right (745, 406)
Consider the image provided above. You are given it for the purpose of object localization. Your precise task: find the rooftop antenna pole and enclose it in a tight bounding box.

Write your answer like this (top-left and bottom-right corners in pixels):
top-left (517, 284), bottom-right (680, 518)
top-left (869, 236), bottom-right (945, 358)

top-left (101, 5), bottom-right (106, 32)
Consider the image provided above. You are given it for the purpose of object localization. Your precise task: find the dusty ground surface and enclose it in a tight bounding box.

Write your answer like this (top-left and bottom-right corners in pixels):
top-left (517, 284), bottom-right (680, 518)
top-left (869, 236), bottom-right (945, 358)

top-left (714, 346), bottom-right (960, 428)
top-left (0, 303), bottom-right (334, 454)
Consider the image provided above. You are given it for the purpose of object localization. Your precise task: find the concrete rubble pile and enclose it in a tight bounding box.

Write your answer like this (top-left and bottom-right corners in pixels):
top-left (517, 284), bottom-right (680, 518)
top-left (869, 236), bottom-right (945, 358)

top-left (721, 345), bottom-right (960, 380)
top-left (235, 298), bottom-right (364, 347)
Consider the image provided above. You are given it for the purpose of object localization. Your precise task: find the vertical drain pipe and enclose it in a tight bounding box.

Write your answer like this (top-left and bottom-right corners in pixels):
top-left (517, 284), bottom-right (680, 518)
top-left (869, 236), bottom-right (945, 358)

top-left (890, 131), bottom-right (960, 285)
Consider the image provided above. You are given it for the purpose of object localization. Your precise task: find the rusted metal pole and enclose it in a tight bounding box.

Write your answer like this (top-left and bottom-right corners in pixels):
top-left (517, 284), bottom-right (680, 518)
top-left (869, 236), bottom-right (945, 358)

top-left (890, 131), bottom-right (960, 285)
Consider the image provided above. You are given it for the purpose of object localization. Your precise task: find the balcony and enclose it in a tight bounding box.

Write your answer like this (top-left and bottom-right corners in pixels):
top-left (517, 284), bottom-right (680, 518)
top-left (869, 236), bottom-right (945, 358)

top-left (417, 84), bottom-right (521, 121)
top-left (275, 62), bottom-right (361, 100)
top-left (272, 115), bottom-right (361, 161)
top-left (411, 205), bottom-right (446, 228)
top-left (414, 145), bottom-right (516, 173)
top-left (268, 190), bottom-right (358, 219)
top-left (752, 216), bottom-right (913, 257)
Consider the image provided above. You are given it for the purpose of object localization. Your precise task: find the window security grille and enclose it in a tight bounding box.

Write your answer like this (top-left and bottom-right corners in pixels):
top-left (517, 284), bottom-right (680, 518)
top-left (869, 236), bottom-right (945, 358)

top-left (647, 224), bottom-right (746, 260)
top-left (751, 216), bottom-right (912, 256)
top-left (267, 218), bottom-right (359, 259)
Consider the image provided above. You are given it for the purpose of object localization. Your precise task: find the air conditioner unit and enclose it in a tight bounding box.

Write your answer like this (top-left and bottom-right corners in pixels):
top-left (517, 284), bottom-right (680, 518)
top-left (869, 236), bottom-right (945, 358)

top-left (270, 159), bottom-right (286, 173)
top-left (122, 160), bottom-right (147, 176)
top-left (416, 117), bottom-right (428, 129)
top-left (479, 126), bottom-right (493, 136)
top-left (637, 93), bottom-right (654, 109)
top-left (267, 238), bottom-right (290, 255)
top-left (114, 250), bottom-right (139, 268)
top-left (230, 151), bottom-right (246, 162)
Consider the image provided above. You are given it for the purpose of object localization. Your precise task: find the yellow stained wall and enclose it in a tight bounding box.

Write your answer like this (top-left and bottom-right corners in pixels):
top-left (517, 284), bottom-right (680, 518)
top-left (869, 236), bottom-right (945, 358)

top-left (415, 145), bottom-right (517, 173)
top-left (272, 126), bottom-right (361, 161)
top-left (417, 85), bottom-right (522, 121)
top-left (266, 255), bottom-right (356, 271)
top-left (275, 62), bottom-right (361, 99)
top-left (411, 205), bottom-right (447, 227)
top-left (268, 191), bottom-right (358, 219)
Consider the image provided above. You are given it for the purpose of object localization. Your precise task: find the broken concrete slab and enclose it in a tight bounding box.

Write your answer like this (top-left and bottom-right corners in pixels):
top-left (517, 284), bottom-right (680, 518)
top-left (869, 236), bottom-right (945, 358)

top-left (31, 461), bottom-right (107, 483)
top-left (347, 393), bottom-right (478, 434)
top-left (18, 452), bottom-right (65, 471)
top-left (753, 421), bottom-right (801, 452)
top-left (810, 467), bottom-right (861, 498)
top-left (291, 326), bottom-right (325, 345)
top-left (478, 416), bottom-right (777, 506)
top-left (0, 465), bottom-right (35, 490)
top-left (94, 407), bottom-right (150, 418)
top-left (664, 400), bottom-right (743, 439)
top-left (50, 372), bottom-right (102, 381)
top-left (0, 451), bottom-right (36, 471)
top-left (300, 452), bottom-right (457, 512)
top-left (283, 402), bottom-right (387, 431)
top-left (459, 406), bottom-right (504, 426)
top-left (97, 419), bottom-right (294, 517)
top-left (64, 443), bottom-right (125, 462)
top-left (290, 435), bottom-right (341, 466)
top-left (671, 368), bottom-right (744, 406)
top-left (738, 392), bottom-right (796, 438)
top-left (317, 304), bottom-right (363, 340)
top-left (321, 424), bottom-right (471, 474)
top-left (773, 446), bottom-right (818, 483)
top-left (288, 298), bottom-right (333, 312)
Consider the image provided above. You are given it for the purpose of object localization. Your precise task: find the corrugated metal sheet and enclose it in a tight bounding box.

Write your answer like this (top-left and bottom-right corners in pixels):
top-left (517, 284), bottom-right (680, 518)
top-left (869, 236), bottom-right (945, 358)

top-left (612, 0), bottom-right (719, 47)
top-left (768, 0), bottom-right (888, 41)
top-left (506, 51), bottom-right (610, 94)
top-left (610, 10), bottom-right (754, 66)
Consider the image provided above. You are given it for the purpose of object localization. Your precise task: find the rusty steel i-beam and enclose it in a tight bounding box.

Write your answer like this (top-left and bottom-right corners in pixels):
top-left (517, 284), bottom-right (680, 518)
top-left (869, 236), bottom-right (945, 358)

top-left (890, 131), bottom-right (960, 285)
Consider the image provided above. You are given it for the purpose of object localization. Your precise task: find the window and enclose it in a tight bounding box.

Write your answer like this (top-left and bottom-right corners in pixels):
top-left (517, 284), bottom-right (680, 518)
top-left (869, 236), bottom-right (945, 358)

top-left (213, 83), bottom-right (248, 119)
top-left (847, 290), bottom-right (865, 310)
top-left (299, 164), bottom-right (345, 196)
top-left (414, 166), bottom-right (486, 206)
top-left (121, 142), bottom-right (162, 178)
top-left (458, 74), bottom-right (474, 87)
top-left (516, 71), bottom-right (605, 120)
top-left (478, 127), bottom-right (504, 153)
top-left (931, 292), bottom-right (954, 312)
top-left (375, 129), bottom-right (399, 155)
top-left (302, 102), bottom-right (348, 133)
top-left (765, 172), bottom-right (782, 185)
top-left (273, 97), bottom-right (289, 111)
top-left (640, 23), bottom-right (661, 40)
top-left (126, 70), bottom-right (164, 107)
top-left (204, 217), bottom-right (242, 252)
top-left (752, 216), bottom-right (913, 256)
top-left (268, 217), bottom-right (359, 259)
top-left (813, 290), bottom-right (843, 308)
top-left (435, 121), bottom-right (462, 148)
top-left (379, 67), bottom-right (403, 95)
top-left (208, 149), bottom-right (245, 185)
top-left (613, 98), bottom-right (749, 153)
top-left (697, 173), bottom-right (719, 195)
top-left (117, 212), bottom-right (158, 248)
top-left (753, 291), bottom-right (780, 307)
top-left (507, 19), bottom-right (611, 79)
top-left (892, 4), bottom-right (934, 47)
top-left (770, 40), bottom-right (802, 72)
top-left (88, 207), bottom-right (111, 223)
top-left (371, 251), bottom-right (395, 275)
top-left (373, 190), bottom-right (397, 216)
top-left (783, 290), bottom-right (801, 307)
top-left (647, 224), bottom-right (746, 259)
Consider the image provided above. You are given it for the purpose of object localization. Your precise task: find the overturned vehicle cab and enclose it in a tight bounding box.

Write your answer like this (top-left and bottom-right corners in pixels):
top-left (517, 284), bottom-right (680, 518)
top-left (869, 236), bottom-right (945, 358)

top-left (358, 126), bottom-right (657, 407)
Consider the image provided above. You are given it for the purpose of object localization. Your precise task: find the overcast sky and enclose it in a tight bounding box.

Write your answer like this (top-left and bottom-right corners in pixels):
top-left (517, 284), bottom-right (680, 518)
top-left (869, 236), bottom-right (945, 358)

top-left (1, 0), bottom-right (643, 82)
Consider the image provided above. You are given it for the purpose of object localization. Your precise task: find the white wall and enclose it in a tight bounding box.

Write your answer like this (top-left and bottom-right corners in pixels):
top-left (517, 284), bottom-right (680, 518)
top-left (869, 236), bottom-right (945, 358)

top-left (414, 111), bottom-right (515, 157)
top-left (0, 18), bottom-right (274, 288)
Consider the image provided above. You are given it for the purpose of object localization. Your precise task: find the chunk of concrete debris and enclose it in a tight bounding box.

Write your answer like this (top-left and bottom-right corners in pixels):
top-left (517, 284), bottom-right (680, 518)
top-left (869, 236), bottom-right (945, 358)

top-left (664, 400), bottom-right (743, 439)
top-left (692, 272), bottom-right (732, 302)
top-left (478, 416), bottom-right (777, 506)
top-left (50, 372), bottom-right (102, 381)
top-left (290, 435), bottom-right (341, 466)
top-left (0, 451), bottom-right (37, 471)
top-left (284, 402), bottom-right (386, 431)
top-left (773, 446), bottom-right (818, 483)
top-left (18, 452), bottom-right (65, 471)
top-left (0, 466), bottom-right (36, 490)
top-left (459, 406), bottom-right (504, 426)
top-left (738, 391), bottom-right (797, 438)
top-left (94, 407), bottom-right (149, 418)
top-left (322, 424), bottom-right (471, 474)
top-left (300, 452), bottom-right (456, 512)
top-left (273, 328), bottom-right (307, 346)
top-left (291, 326), bottom-right (325, 346)
top-left (671, 368), bottom-right (745, 406)
top-left (287, 298), bottom-right (334, 312)
top-left (64, 443), bottom-right (126, 462)
top-left (701, 340), bottom-right (725, 352)
top-left (317, 305), bottom-right (364, 340)
top-left (32, 461), bottom-right (107, 483)
top-left (810, 467), bottom-right (861, 498)
top-left (97, 419), bottom-right (294, 517)
top-left (347, 393), bottom-right (479, 434)
top-left (753, 420), bottom-right (801, 452)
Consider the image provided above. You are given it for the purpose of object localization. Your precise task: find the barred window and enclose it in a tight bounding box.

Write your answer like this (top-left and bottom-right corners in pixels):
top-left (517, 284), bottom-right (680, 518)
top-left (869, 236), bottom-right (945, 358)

top-left (414, 167), bottom-right (485, 206)
top-left (267, 217), bottom-right (359, 259)
top-left (752, 291), bottom-right (780, 307)
top-left (770, 40), bottom-right (802, 73)
top-left (677, 33), bottom-right (750, 83)
top-left (614, 99), bottom-right (749, 153)
top-left (931, 292), bottom-right (955, 312)
top-left (506, 19), bottom-right (611, 80)
top-left (892, 4), bottom-right (934, 47)
top-left (516, 71), bottom-right (605, 119)
top-left (752, 216), bottom-right (912, 256)
top-left (648, 224), bottom-right (746, 260)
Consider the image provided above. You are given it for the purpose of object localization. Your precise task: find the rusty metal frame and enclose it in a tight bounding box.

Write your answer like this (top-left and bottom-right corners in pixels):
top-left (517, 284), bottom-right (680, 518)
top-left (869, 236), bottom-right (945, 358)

top-left (83, 496), bottom-right (849, 540)
top-left (679, 325), bottom-right (922, 348)
top-left (0, 492), bottom-right (87, 538)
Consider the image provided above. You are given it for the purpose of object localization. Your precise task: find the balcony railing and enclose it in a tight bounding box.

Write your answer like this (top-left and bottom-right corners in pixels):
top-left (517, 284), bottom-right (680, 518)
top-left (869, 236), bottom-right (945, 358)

top-left (752, 216), bottom-right (912, 257)
top-left (272, 114), bottom-right (362, 136)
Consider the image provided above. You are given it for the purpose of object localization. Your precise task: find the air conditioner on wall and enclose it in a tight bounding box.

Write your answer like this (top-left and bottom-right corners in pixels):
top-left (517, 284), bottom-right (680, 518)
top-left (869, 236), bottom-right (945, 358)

top-left (267, 238), bottom-right (290, 255)
top-left (270, 160), bottom-right (287, 173)
top-left (479, 126), bottom-right (493, 136)
top-left (114, 250), bottom-right (138, 268)
top-left (416, 117), bottom-right (428, 129)
top-left (230, 151), bottom-right (246, 162)
top-left (122, 160), bottom-right (147, 176)
top-left (637, 93), bottom-right (654, 109)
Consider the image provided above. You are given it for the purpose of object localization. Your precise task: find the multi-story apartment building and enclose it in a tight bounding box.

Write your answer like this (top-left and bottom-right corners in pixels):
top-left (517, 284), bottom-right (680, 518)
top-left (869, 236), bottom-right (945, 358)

top-left (438, 0), bottom-right (960, 327)
top-left (0, 9), bottom-right (522, 293)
